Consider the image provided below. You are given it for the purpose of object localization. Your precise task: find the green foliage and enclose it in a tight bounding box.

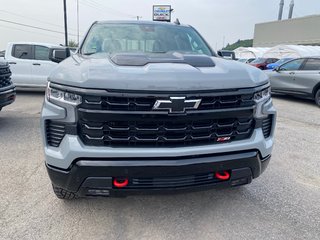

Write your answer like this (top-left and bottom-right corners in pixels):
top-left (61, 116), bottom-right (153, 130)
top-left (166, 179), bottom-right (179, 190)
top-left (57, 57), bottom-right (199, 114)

top-left (68, 40), bottom-right (79, 48)
top-left (223, 39), bottom-right (253, 51)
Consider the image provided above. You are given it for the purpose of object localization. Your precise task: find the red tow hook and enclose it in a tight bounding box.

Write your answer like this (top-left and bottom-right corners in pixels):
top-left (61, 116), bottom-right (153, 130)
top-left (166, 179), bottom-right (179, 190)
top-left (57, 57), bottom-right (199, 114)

top-left (113, 178), bottom-right (129, 188)
top-left (215, 171), bottom-right (231, 181)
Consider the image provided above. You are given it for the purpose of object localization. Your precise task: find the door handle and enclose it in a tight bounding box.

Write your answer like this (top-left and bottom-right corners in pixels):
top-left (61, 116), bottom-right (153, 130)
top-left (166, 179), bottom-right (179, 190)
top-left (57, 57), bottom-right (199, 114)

top-left (33, 63), bottom-right (41, 66)
top-left (9, 62), bottom-right (16, 64)
top-left (289, 72), bottom-right (295, 75)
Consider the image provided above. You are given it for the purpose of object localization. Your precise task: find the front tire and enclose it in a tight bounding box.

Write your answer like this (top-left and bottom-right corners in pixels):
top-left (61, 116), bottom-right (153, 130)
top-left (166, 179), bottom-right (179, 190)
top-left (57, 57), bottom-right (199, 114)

top-left (315, 89), bottom-right (320, 107)
top-left (52, 185), bottom-right (76, 200)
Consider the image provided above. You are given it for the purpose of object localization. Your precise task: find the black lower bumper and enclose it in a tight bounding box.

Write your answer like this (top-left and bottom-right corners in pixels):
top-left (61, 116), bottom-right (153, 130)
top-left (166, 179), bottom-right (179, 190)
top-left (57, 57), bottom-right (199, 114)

top-left (0, 87), bottom-right (16, 109)
top-left (47, 151), bottom-right (271, 197)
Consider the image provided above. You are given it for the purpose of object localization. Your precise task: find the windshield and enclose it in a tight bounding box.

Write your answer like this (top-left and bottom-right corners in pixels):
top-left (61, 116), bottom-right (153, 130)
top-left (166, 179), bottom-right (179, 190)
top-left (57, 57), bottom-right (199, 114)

top-left (238, 59), bottom-right (247, 63)
top-left (276, 58), bottom-right (293, 65)
top-left (81, 23), bottom-right (213, 56)
top-left (251, 58), bottom-right (266, 64)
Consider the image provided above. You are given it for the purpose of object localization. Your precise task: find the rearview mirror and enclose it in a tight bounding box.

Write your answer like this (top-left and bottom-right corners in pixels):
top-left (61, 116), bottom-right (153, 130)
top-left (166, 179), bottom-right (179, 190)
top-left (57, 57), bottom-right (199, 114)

top-left (49, 48), bottom-right (71, 63)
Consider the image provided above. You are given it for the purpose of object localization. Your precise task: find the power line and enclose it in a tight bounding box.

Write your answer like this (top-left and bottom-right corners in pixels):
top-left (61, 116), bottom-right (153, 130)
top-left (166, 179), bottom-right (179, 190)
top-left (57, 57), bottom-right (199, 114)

top-left (89, 0), bottom-right (136, 18)
top-left (0, 9), bottom-right (79, 33)
top-left (0, 18), bottom-right (78, 37)
top-left (0, 24), bottom-right (63, 40)
top-left (79, 0), bottom-right (135, 18)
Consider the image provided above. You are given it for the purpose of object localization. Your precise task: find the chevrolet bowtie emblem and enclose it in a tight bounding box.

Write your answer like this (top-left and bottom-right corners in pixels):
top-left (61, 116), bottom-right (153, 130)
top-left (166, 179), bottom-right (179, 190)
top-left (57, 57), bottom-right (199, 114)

top-left (153, 97), bottom-right (202, 113)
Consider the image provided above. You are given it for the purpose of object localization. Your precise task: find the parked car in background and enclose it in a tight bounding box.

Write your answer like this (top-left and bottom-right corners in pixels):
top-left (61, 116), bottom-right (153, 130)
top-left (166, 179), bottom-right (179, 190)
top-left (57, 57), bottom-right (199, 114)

top-left (250, 58), bottom-right (279, 70)
top-left (3, 42), bottom-right (63, 88)
top-left (0, 60), bottom-right (16, 111)
top-left (266, 57), bottom-right (320, 106)
top-left (266, 58), bottom-right (294, 70)
top-left (238, 58), bottom-right (255, 64)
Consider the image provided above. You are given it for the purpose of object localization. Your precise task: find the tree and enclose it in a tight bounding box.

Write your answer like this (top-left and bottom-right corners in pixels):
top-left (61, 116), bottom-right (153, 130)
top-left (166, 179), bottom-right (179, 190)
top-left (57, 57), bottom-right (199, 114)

top-left (68, 40), bottom-right (78, 48)
top-left (223, 39), bottom-right (253, 51)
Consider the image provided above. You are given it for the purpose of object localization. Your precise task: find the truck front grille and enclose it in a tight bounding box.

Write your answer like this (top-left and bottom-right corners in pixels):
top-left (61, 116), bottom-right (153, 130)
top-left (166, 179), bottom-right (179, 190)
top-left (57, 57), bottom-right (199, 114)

top-left (0, 66), bottom-right (12, 88)
top-left (77, 90), bottom-right (256, 148)
top-left (78, 114), bottom-right (255, 147)
top-left (81, 94), bottom-right (254, 111)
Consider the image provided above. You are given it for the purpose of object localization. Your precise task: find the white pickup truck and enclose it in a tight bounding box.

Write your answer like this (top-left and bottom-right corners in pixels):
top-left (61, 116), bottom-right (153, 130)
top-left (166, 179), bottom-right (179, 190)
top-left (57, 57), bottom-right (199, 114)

top-left (3, 42), bottom-right (62, 88)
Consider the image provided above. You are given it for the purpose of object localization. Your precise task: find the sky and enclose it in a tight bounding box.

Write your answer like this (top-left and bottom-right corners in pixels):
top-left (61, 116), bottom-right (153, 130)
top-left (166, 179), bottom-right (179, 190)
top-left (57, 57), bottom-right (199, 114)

top-left (0, 0), bottom-right (320, 50)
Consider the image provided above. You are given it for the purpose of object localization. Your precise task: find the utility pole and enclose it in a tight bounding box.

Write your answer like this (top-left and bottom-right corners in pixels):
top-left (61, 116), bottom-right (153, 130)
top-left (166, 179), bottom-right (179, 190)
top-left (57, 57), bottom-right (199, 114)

top-left (222, 36), bottom-right (225, 49)
top-left (77, 0), bottom-right (80, 45)
top-left (63, 0), bottom-right (68, 46)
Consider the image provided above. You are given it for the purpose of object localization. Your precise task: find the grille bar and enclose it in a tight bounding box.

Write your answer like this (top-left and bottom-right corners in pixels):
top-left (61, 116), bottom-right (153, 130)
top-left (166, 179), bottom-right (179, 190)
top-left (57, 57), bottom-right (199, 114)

top-left (81, 94), bottom-right (254, 112)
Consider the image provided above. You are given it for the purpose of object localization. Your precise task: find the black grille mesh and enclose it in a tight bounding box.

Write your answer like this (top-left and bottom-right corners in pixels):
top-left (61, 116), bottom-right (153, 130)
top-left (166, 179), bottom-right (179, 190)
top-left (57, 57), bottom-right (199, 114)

top-left (79, 117), bottom-right (255, 147)
top-left (127, 172), bottom-right (226, 189)
top-left (46, 121), bottom-right (66, 147)
top-left (262, 116), bottom-right (273, 138)
top-left (0, 66), bottom-right (12, 88)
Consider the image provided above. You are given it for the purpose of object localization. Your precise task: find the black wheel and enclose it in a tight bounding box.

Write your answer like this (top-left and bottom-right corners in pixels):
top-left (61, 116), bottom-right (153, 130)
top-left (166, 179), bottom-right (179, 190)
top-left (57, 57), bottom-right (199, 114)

top-left (52, 185), bottom-right (76, 200)
top-left (315, 89), bottom-right (320, 107)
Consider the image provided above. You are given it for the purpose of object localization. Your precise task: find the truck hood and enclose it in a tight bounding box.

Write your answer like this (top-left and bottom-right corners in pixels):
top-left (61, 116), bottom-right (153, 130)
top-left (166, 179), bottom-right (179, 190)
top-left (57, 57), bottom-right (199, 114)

top-left (49, 53), bottom-right (269, 91)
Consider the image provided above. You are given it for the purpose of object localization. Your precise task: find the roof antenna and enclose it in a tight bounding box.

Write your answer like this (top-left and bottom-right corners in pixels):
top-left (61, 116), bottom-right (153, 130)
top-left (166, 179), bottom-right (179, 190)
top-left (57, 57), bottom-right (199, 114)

top-left (174, 18), bottom-right (180, 25)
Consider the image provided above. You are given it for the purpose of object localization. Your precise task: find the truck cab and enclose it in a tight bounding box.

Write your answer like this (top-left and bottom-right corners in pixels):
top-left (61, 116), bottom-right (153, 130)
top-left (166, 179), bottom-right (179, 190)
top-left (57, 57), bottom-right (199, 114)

top-left (4, 42), bottom-right (61, 88)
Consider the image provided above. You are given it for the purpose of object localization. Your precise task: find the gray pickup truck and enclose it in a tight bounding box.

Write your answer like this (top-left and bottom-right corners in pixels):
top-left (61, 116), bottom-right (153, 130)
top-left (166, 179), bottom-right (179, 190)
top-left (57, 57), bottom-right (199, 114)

top-left (41, 21), bottom-right (276, 199)
top-left (0, 60), bottom-right (15, 111)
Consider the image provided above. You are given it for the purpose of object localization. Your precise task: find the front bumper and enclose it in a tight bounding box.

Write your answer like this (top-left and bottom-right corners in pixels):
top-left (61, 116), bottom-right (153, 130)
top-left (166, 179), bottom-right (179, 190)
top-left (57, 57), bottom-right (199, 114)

top-left (47, 150), bottom-right (271, 197)
top-left (0, 86), bottom-right (16, 109)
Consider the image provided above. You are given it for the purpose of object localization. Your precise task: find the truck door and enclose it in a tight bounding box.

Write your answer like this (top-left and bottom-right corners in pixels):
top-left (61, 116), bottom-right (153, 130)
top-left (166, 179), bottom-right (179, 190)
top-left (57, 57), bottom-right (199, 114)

top-left (32, 45), bottom-right (57, 87)
top-left (8, 44), bottom-right (33, 87)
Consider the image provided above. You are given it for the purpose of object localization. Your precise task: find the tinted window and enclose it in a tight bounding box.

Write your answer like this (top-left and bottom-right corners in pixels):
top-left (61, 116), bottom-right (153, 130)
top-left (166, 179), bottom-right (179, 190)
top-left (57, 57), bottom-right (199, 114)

top-left (267, 58), bottom-right (278, 64)
top-left (35, 46), bottom-right (50, 61)
top-left (82, 23), bottom-right (212, 56)
top-left (12, 44), bottom-right (33, 59)
top-left (251, 58), bottom-right (266, 64)
top-left (302, 59), bottom-right (320, 71)
top-left (276, 58), bottom-right (293, 65)
top-left (280, 59), bottom-right (305, 71)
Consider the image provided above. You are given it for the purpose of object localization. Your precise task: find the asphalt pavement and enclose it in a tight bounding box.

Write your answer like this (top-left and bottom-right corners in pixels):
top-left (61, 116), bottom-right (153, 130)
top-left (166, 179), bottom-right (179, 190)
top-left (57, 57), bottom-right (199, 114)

top-left (0, 92), bottom-right (319, 240)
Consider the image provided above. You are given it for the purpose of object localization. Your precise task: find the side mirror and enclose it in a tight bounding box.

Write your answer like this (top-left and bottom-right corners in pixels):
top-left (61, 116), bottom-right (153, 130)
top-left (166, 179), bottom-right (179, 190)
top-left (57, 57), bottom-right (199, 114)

top-left (217, 50), bottom-right (223, 57)
top-left (49, 48), bottom-right (71, 63)
top-left (273, 66), bottom-right (281, 72)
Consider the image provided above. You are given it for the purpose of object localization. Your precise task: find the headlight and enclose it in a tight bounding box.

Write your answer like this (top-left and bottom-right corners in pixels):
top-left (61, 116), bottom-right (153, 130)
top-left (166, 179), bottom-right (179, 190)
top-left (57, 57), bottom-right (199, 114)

top-left (254, 87), bottom-right (271, 103)
top-left (254, 87), bottom-right (272, 119)
top-left (46, 82), bottom-right (82, 106)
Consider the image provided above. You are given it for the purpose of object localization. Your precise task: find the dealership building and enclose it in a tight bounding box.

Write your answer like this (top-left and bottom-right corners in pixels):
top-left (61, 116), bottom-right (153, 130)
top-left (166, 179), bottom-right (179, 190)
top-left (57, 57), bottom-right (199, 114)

top-left (253, 14), bottom-right (320, 47)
